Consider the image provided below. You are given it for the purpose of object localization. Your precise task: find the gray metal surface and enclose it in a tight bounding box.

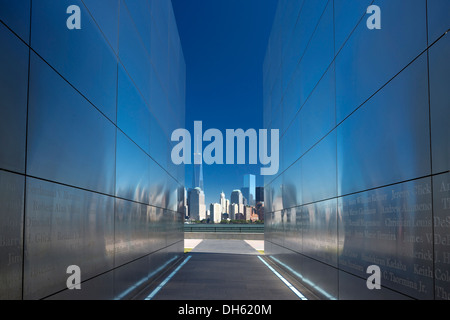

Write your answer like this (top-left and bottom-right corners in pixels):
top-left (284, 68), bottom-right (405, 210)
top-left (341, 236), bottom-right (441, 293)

top-left (429, 33), bottom-right (450, 174)
top-left (0, 171), bottom-right (24, 300)
top-left (24, 178), bottom-right (115, 300)
top-left (433, 173), bottom-right (450, 299)
top-left (0, 23), bottom-right (28, 174)
top-left (146, 240), bottom-right (303, 300)
top-left (31, 0), bottom-right (118, 122)
top-left (27, 53), bottom-right (117, 196)
top-left (0, 0), bottom-right (185, 300)
top-left (264, 0), bottom-right (450, 300)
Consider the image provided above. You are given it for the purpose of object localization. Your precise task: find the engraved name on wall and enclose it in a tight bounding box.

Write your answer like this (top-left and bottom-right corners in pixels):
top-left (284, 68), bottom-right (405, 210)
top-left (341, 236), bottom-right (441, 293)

top-left (339, 178), bottom-right (433, 299)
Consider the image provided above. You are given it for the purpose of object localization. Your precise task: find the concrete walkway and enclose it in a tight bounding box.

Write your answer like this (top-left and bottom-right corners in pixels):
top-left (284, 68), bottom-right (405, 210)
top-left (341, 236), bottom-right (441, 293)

top-left (139, 240), bottom-right (304, 300)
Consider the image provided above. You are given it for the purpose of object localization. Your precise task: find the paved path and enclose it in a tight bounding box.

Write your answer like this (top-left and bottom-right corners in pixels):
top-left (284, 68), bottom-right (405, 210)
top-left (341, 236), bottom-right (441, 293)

top-left (142, 240), bottom-right (302, 300)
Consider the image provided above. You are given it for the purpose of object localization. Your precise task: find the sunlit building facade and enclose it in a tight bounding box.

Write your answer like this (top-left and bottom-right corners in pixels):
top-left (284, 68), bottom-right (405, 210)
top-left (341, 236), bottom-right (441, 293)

top-left (189, 187), bottom-right (206, 221)
top-left (242, 174), bottom-right (256, 206)
top-left (263, 0), bottom-right (450, 300)
top-left (0, 0), bottom-right (185, 299)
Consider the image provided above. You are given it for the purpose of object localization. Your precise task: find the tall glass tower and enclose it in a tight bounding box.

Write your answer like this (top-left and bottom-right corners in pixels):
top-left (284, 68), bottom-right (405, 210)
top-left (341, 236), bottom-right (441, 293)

top-left (243, 174), bottom-right (256, 206)
top-left (192, 132), bottom-right (204, 191)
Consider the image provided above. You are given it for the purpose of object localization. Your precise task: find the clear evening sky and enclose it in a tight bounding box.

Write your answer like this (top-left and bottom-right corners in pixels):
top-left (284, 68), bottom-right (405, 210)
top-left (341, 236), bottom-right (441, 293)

top-left (172, 0), bottom-right (278, 206)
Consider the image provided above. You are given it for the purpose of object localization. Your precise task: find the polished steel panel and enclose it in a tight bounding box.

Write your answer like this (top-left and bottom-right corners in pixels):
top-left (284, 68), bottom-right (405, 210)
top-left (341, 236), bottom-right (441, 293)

top-left (83, 0), bottom-right (119, 52)
top-left (338, 270), bottom-right (410, 300)
top-left (114, 198), bottom-right (150, 267)
top-left (281, 75), bottom-right (300, 137)
top-left (429, 34), bottom-right (450, 174)
top-left (263, 0), bottom-right (446, 300)
top-left (24, 178), bottom-right (114, 300)
top-left (115, 131), bottom-right (150, 204)
top-left (114, 254), bottom-right (150, 300)
top-left (166, 179), bottom-right (176, 213)
top-left (149, 26), bottom-right (169, 110)
top-left (279, 0), bottom-right (305, 94)
top-left (167, 241), bottom-right (184, 261)
top-left (27, 53), bottom-right (116, 195)
top-left (280, 111), bottom-right (301, 171)
top-left (267, 240), bottom-right (339, 300)
top-left (295, 1), bottom-right (334, 109)
top-left (0, 171), bottom-right (24, 300)
top-left (301, 130), bottom-right (337, 204)
top-left (284, 0), bottom-right (328, 96)
top-left (271, 211), bottom-right (284, 247)
top-left (338, 178), bottom-right (433, 300)
top-left (0, 24), bottom-right (28, 173)
top-left (433, 173), bottom-right (450, 300)
top-left (337, 54), bottom-right (430, 196)
top-left (152, 207), bottom-right (167, 251)
top-left (300, 63), bottom-right (335, 156)
top-left (427, 0), bottom-right (450, 44)
top-left (146, 206), bottom-right (158, 253)
top-left (335, 0), bottom-right (427, 123)
top-left (149, 63), bottom-right (171, 135)
top-left (119, 0), bottom-right (152, 106)
top-left (282, 207), bottom-right (301, 253)
top-left (124, 0), bottom-right (152, 54)
top-left (264, 183), bottom-right (274, 214)
top-left (334, 0), bottom-right (372, 52)
top-left (9, 0), bottom-right (185, 301)
top-left (150, 115), bottom-right (169, 170)
top-left (31, 0), bottom-right (117, 122)
top-left (117, 66), bottom-right (151, 154)
top-left (46, 270), bottom-right (114, 300)
top-left (271, 97), bottom-right (282, 136)
top-left (271, 175), bottom-right (284, 212)
top-left (264, 211), bottom-right (273, 245)
top-left (281, 160), bottom-right (302, 209)
top-left (301, 255), bottom-right (338, 300)
top-left (0, 0), bottom-right (30, 43)
top-left (168, 32), bottom-right (182, 117)
top-left (150, 0), bottom-right (169, 94)
top-left (149, 157), bottom-right (170, 209)
top-left (165, 210), bottom-right (178, 247)
top-left (301, 199), bottom-right (338, 267)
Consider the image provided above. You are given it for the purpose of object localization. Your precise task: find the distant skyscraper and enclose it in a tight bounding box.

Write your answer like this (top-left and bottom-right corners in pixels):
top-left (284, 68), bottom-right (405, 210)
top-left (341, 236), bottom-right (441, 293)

top-left (231, 189), bottom-right (243, 207)
top-left (225, 199), bottom-right (230, 219)
top-left (192, 132), bottom-right (204, 191)
top-left (244, 205), bottom-right (254, 221)
top-left (256, 202), bottom-right (264, 222)
top-left (229, 203), bottom-right (238, 220)
top-left (189, 187), bottom-right (206, 221)
top-left (243, 174), bottom-right (256, 206)
top-left (210, 203), bottom-right (222, 223)
top-left (179, 187), bottom-right (188, 218)
top-left (256, 187), bottom-right (264, 203)
top-left (255, 186), bottom-right (265, 222)
top-left (220, 191), bottom-right (227, 214)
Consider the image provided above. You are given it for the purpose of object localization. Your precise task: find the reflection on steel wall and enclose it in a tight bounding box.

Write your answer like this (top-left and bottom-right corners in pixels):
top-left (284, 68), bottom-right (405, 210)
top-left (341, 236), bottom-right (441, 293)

top-left (0, 0), bottom-right (185, 299)
top-left (263, 0), bottom-right (450, 300)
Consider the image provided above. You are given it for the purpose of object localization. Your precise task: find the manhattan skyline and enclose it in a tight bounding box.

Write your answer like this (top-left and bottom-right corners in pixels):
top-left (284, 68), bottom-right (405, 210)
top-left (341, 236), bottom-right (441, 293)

top-left (172, 0), bottom-right (278, 206)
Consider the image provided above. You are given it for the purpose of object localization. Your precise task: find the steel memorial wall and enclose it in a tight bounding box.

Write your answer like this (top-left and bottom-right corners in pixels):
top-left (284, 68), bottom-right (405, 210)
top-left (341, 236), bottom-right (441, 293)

top-left (263, 0), bottom-right (450, 300)
top-left (0, 0), bottom-right (185, 300)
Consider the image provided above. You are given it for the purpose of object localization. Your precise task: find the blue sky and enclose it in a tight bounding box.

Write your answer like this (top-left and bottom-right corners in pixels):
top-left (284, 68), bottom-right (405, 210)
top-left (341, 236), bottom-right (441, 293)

top-left (172, 0), bottom-right (278, 206)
